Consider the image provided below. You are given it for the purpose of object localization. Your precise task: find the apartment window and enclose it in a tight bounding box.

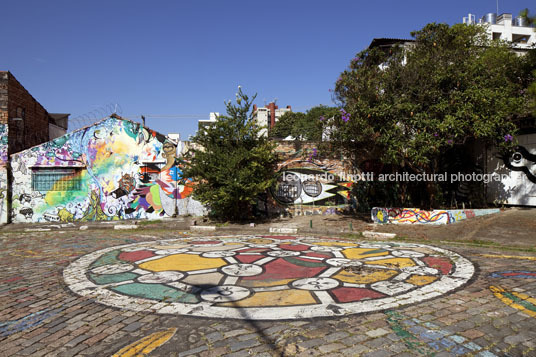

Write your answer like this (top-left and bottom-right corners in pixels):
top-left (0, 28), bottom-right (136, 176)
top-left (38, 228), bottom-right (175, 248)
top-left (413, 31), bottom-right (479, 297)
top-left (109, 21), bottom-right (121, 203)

top-left (31, 168), bottom-right (82, 191)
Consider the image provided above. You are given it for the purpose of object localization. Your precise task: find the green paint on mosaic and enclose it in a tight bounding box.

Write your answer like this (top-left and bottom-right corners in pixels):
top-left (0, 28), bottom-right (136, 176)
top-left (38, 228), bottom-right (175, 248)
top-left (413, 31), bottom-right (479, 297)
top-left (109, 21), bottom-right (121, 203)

top-left (363, 249), bottom-right (388, 255)
top-left (502, 291), bottom-right (536, 312)
top-left (385, 310), bottom-right (435, 356)
top-left (111, 283), bottom-right (199, 303)
top-left (89, 272), bottom-right (138, 285)
top-left (90, 250), bottom-right (121, 268)
top-left (284, 256), bottom-right (326, 268)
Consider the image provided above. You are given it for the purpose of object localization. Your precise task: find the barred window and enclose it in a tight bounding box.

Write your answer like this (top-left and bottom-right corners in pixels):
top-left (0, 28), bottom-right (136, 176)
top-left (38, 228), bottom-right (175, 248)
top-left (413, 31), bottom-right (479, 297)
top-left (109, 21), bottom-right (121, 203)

top-left (31, 168), bottom-right (82, 192)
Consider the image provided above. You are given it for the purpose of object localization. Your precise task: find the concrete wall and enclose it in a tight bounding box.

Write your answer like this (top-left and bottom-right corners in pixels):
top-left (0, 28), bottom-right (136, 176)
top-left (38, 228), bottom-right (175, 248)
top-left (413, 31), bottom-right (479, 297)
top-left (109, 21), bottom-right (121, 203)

top-left (486, 133), bottom-right (536, 206)
top-left (10, 117), bottom-right (206, 223)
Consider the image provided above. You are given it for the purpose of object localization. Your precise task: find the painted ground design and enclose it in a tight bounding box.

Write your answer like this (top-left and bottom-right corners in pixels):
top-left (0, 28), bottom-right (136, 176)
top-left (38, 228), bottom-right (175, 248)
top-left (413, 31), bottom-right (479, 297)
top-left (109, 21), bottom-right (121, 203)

top-left (64, 236), bottom-right (474, 320)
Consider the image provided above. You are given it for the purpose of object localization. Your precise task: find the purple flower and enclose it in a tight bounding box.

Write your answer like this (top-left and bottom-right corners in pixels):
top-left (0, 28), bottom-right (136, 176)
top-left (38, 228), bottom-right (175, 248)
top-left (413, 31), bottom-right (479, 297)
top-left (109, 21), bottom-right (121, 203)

top-left (447, 139), bottom-right (453, 144)
top-left (313, 148), bottom-right (318, 156)
top-left (434, 133), bottom-right (438, 137)
top-left (504, 134), bottom-right (513, 142)
top-left (319, 116), bottom-right (325, 121)
top-left (340, 109), bottom-right (350, 123)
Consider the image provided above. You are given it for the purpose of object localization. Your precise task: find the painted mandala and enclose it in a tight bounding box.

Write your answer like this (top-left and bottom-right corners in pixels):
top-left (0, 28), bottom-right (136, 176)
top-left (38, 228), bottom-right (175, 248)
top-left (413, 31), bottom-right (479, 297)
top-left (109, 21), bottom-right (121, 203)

top-left (63, 235), bottom-right (474, 320)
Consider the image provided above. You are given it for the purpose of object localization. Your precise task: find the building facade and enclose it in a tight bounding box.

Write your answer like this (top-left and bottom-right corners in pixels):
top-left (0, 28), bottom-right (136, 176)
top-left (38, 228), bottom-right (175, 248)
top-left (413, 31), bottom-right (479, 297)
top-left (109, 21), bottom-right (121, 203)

top-left (252, 102), bottom-right (292, 137)
top-left (463, 12), bottom-right (535, 52)
top-left (0, 71), bottom-right (69, 223)
top-left (9, 115), bottom-right (206, 223)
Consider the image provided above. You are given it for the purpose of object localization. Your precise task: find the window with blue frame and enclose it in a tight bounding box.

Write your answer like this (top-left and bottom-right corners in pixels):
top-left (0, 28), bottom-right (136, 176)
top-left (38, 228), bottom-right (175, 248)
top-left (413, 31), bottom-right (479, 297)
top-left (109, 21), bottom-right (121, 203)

top-left (31, 168), bottom-right (82, 192)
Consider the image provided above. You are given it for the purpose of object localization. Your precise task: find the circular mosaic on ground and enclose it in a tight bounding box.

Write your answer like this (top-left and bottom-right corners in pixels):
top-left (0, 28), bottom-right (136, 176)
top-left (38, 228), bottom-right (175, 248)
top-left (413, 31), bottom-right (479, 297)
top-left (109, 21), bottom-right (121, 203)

top-left (63, 235), bottom-right (475, 320)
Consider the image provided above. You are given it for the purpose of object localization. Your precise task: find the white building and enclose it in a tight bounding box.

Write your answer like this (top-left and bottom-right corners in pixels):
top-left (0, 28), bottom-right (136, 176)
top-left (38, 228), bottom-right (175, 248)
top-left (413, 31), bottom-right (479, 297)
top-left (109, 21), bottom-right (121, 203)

top-left (252, 102), bottom-right (292, 137)
top-left (463, 12), bottom-right (535, 52)
top-left (197, 112), bottom-right (219, 132)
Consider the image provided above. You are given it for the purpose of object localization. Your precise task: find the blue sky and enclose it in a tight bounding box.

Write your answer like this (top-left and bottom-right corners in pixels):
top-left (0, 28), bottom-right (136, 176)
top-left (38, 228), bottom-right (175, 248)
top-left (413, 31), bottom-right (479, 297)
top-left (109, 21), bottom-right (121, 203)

top-left (1, 0), bottom-right (534, 139)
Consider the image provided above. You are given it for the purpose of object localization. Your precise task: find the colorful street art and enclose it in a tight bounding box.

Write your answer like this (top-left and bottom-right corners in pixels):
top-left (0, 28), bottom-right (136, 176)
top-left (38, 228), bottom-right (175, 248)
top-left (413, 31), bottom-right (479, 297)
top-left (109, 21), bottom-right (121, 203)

top-left (371, 207), bottom-right (500, 225)
top-left (267, 143), bottom-right (354, 215)
top-left (112, 328), bottom-right (177, 357)
top-left (10, 116), bottom-right (206, 223)
top-left (386, 310), bottom-right (497, 356)
top-left (0, 124), bottom-right (8, 224)
top-left (0, 124), bottom-right (7, 165)
top-left (489, 271), bottom-right (536, 279)
top-left (486, 134), bottom-right (536, 206)
top-left (0, 309), bottom-right (57, 337)
top-left (64, 235), bottom-right (474, 320)
top-left (490, 285), bottom-right (536, 318)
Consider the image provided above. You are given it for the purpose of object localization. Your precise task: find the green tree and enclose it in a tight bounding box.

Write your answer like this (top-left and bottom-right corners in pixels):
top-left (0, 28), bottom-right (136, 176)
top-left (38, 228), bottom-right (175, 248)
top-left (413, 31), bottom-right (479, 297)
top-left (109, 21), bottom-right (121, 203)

top-left (270, 105), bottom-right (339, 141)
top-left (183, 88), bottom-right (278, 221)
top-left (333, 23), bottom-right (535, 207)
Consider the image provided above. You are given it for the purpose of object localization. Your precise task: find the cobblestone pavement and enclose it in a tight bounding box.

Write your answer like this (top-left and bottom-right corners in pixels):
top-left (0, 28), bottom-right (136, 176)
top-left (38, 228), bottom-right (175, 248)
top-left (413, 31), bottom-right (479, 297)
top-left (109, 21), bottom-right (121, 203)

top-left (1, 229), bottom-right (535, 356)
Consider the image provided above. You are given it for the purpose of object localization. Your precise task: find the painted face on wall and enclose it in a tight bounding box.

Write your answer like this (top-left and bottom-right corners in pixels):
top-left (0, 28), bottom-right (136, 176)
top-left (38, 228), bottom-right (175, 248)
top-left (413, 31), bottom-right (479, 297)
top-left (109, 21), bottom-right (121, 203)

top-left (504, 146), bottom-right (536, 184)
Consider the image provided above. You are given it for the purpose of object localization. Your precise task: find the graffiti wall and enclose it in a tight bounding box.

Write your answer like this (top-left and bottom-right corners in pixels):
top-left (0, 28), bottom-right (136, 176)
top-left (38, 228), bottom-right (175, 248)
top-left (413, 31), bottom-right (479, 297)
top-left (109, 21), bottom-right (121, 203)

top-left (0, 124), bottom-right (8, 224)
top-left (10, 117), bottom-right (206, 223)
top-left (371, 207), bottom-right (500, 224)
top-left (261, 141), bottom-right (354, 215)
top-left (486, 134), bottom-right (536, 206)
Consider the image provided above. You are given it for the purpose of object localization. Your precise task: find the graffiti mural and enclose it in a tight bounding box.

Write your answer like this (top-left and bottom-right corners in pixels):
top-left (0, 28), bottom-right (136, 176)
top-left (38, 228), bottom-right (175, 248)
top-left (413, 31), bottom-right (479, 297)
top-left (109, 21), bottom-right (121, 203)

top-left (486, 134), bottom-right (536, 206)
top-left (10, 116), bottom-right (206, 223)
top-left (371, 207), bottom-right (500, 225)
top-left (0, 124), bottom-right (7, 224)
top-left (265, 142), bottom-right (354, 215)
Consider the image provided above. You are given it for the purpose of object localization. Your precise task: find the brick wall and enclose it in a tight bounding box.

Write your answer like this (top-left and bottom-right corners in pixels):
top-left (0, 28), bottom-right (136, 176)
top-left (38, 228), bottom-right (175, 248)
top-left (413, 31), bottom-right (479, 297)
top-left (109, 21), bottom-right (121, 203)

top-left (3, 72), bottom-right (50, 155)
top-left (0, 72), bottom-right (8, 125)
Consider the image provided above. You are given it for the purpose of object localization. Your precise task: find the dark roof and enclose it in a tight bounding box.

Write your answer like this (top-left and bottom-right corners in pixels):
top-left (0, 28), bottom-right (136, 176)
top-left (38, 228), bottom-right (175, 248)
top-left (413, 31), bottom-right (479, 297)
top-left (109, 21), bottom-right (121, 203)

top-left (368, 38), bottom-right (414, 49)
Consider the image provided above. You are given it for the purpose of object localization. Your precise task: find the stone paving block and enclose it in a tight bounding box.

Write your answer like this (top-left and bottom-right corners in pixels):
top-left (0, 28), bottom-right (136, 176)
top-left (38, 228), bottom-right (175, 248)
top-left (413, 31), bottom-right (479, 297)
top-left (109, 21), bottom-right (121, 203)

top-left (65, 334), bottom-right (90, 348)
top-left (122, 321), bottom-right (143, 332)
top-left (461, 329), bottom-right (485, 340)
top-left (324, 331), bottom-right (350, 343)
top-left (362, 349), bottom-right (394, 357)
top-left (298, 338), bottom-right (325, 349)
top-left (318, 342), bottom-right (345, 353)
top-left (229, 338), bottom-right (261, 352)
top-left (18, 342), bottom-right (45, 356)
top-left (224, 329), bottom-right (251, 338)
top-left (237, 332), bottom-right (260, 341)
top-left (365, 328), bottom-right (389, 338)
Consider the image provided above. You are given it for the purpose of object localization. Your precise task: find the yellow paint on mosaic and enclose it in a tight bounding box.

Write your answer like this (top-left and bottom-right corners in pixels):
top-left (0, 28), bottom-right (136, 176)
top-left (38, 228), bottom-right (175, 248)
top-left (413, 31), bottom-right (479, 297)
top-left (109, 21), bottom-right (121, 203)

top-left (334, 269), bottom-right (398, 284)
top-left (406, 275), bottom-right (437, 286)
top-left (477, 254), bottom-right (536, 261)
top-left (247, 238), bottom-right (274, 244)
top-left (490, 285), bottom-right (536, 318)
top-left (139, 254), bottom-right (226, 272)
top-left (343, 248), bottom-right (389, 259)
top-left (241, 278), bottom-right (296, 288)
top-left (311, 241), bottom-right (354, 247)
top-left (219, 289), bottom-right (315, 307)
top-left (112, 327), bottom-right (177, 357)
top-left (365, 257), bottom-right (415, 269)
